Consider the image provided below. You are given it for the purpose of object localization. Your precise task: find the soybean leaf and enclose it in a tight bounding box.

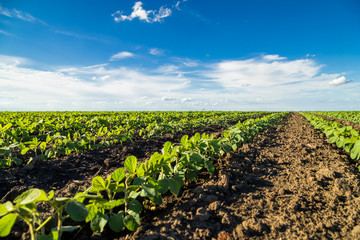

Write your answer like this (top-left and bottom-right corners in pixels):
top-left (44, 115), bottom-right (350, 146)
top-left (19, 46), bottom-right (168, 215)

top-left (37, 234), bottom-right (52, 240)
top-left (124, 212), bottom-right (140, 231)
top-left (48, 190), bottom-right (54, 200)
top-left (189, 153), bottom-right (204, 163)
top-left (112, 168), bottom-right (125, 183)
top-left (0, 204), bottom-right (7, 217)
top-left (180, 135), bottom-right (188, 146)
top-left (133, 177), bottom-right (146, 186)
top-left (91, 176), bottom-right (106, 192)
top-left (100, 199), bottom-right (125, 210)
top-left (162, 141), bottom-right (172, 154)
top-left (14, 188), bottom-right (47, 205)
top-left (194, 133), bottom-right (201, 142)
top-left (129, 199), bottom-right (143, 214)
top-left (185, 170), bottom-right (198, 181)
top-left (3, 202), bottom-right (14, 212)
top-left (204, 160), bottom-right (215, 174)
top-left (66, 200), bottom-right (88, 222)
top-left (136, 163), bottom-right (146, 177)
top-left (50, 226), bottom-right (80, 232)
top-left (0, 213), bottom-right (17, 237)
top-left (105, 175), bottom-right (112, 189)
top-left (140, 185), bottom-right (156, 198)
top-left (150, 194), bottom-right (162, 205)
top-left (125, 156), bottom-right (137, 173)
top-left (91, 212), bottom-right (109, 233)
top-left (158, 179), bottom-right (169, 194)
top-left (168, 178), bottom-right (181, 195)
top-left (350, 141), bottom-right (360, 159)
top-left (86, 205), bottom-right (99, 222)
top-left (21, 148), bottom-right (30, 155)
top-left (108, 213), bottom-right (124, 232)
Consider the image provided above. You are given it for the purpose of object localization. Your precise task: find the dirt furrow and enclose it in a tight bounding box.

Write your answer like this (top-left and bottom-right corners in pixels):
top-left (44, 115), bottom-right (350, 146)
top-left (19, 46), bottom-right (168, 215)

top-left (0, 120), bottom-right (240, 203)
top-left (121, 112), bottom-right (360, 240)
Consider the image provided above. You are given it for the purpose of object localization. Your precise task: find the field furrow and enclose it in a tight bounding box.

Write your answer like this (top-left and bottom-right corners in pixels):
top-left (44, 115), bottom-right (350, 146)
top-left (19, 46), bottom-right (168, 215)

top-left (0, 120), bottom-right (235, 202)
top-left (121, 112), bottom-right (360, 239)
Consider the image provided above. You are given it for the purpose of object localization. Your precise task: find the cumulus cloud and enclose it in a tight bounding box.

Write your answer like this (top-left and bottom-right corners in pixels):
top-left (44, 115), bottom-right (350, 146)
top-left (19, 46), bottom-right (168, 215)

top-left (0, 4), bottom-right (44, 24)
top-left (109, 51), bottom-right (135, 61)
top-left (206, 55), bottom-right (322, 90)
top-left (161, 97), bottom-right (177, 101)
top-left (262, 54), bottom-right (287, 61)
top-left (112, 2), bottom-right (172, 23)
top-left (181, 97), bottom-right (192, 102)
top-left (0, 55), bottom-right (189, 110)
top-left (1, 53), bottom-right (357, 111)
top-left (329, 76), bottom-right (353, 86)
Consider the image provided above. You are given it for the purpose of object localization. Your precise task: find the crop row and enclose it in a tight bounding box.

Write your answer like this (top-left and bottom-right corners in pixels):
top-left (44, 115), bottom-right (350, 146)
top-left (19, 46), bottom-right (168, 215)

top-left (301, 113), bottom-right (360, 161)
top-left (0, 111), bottom-right (267, 168)
top-left (310, 111), bottom-right (360, 124)
top-left (0, 112), bottom-right (288, 239)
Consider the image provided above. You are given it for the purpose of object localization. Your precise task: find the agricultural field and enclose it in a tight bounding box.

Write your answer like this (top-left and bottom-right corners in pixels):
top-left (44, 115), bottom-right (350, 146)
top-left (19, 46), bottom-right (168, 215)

top-left (1, 111), bottom-right (360, 239)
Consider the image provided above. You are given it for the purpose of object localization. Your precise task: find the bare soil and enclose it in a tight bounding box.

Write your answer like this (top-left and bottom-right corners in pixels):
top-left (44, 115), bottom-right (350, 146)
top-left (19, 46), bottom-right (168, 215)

top-left (0, 121), bottom-right (236, 203)
top-left (4, 113), bottom-right (360, 239)
top-left (118, 112), bottom-right (360, 240)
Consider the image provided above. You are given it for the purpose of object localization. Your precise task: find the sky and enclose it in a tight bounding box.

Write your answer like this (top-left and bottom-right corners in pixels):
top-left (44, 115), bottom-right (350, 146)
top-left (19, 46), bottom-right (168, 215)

top-left (0, 0), bottom-right (360, 111)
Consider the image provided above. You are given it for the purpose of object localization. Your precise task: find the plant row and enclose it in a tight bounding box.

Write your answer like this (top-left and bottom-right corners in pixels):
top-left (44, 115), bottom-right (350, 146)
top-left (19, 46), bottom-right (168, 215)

top-left (310, 111), bottom-right (360, 125)
top-left (301, 113), bottom-right (360, 161)
top-left (0, 112), bottom-right (287, 240)
top-left (0, 111), bottom-right (268, 168)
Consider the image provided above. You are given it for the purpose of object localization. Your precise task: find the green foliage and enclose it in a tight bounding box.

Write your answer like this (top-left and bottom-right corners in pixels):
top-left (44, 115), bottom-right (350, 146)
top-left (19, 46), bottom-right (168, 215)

top-left (302, 112), bottom-right (360, 161)
top-left (0, 111), bottom-right (268, 168)
top-left (0, 112), bottom-right (288, 239)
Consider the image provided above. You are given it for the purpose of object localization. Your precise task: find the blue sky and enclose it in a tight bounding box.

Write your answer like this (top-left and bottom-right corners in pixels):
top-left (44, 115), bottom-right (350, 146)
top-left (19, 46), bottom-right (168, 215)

top-left (0, 0), bottom-right (359, 111)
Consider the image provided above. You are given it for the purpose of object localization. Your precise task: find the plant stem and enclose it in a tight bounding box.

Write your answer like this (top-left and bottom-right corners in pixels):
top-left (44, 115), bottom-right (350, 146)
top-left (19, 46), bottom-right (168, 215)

top-left (35, 206), bottom-right (63, 232)
top-left (25, 220), bottom-right (36, 240)
top-left (57, 208), bottom-right (63, 240)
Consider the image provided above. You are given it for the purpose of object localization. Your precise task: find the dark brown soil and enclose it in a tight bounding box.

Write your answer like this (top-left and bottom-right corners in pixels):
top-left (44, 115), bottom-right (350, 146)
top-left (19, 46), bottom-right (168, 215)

top-left (114, 112), bottom-right (360, 240)
top-left (0, 122), bottom-right (235, 203)
top-left (4, 113), bottom-right (360, 240)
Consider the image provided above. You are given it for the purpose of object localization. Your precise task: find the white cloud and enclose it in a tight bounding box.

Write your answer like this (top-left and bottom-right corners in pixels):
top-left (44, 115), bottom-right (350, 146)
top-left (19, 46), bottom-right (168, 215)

top-left (153, 6), bottom-right (172, 22)
top-left (0, 55), bottom-right (189, 110)
top-left (262, 54), bottom-right (287, 61)
top-left (149, 48), bottom-right (164, 56)
top-left (0, 54), bottom-right (358, 111)
top-left (112, 2), bottom-right (172, 23)
top-left (52, 29), bottom-right (97, 40)
top-left (109, 51), bottom-right (135, 61)
top-left (173, 57), bottom-right (199, 67)
top-left (181, 97), bottom-right (192, 102)
top-left (329, 76), bottom-right (352, 86)
top-left (161, 97), bottom-right (176, 101)
top-left (0, 4), bottom-right (44, 24)
top-left (84, 63), bottom-right (108, 69)
top-left (306, 53), bottom-right (316, 58)
top-left (206, 56), bottom-right (322, 90)
top-left (174, 0), bottom-right (188, 10)
top-left (0, 29), bottom-right (15, 37)
top-left (156, 64), bottom-right (179, 73)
